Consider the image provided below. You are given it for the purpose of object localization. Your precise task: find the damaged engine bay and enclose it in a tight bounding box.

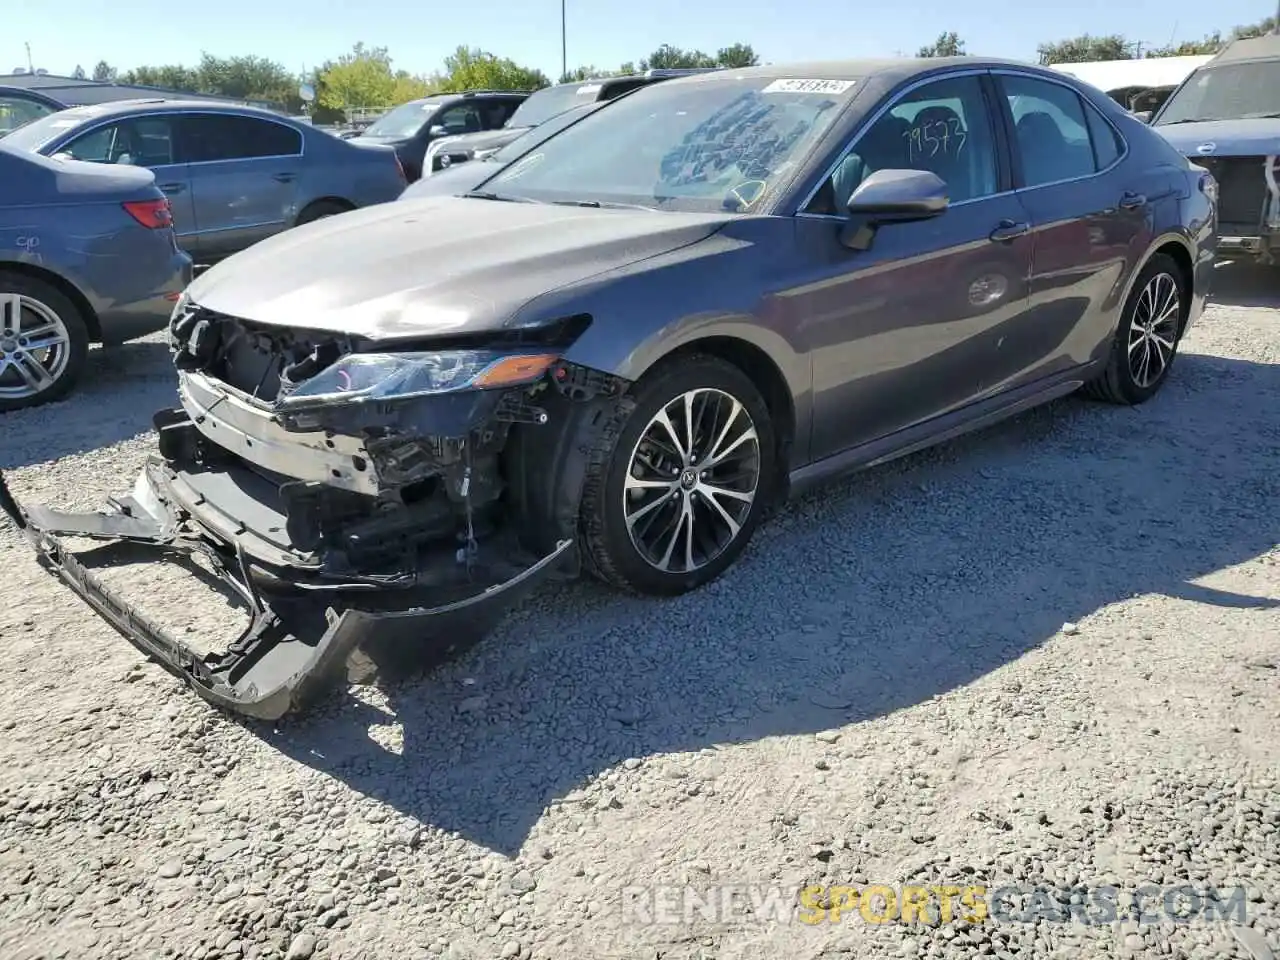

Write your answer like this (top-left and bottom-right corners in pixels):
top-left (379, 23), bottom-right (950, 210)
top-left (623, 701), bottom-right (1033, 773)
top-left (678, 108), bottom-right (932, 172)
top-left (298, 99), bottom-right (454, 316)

top-left (0, 300), bottom-right (628, 720)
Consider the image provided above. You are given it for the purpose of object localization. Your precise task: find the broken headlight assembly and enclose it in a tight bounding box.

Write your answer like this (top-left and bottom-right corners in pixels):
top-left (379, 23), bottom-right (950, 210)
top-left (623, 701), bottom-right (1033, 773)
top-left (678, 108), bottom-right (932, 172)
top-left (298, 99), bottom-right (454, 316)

top-left (277, 349), bottom-right (560, 408)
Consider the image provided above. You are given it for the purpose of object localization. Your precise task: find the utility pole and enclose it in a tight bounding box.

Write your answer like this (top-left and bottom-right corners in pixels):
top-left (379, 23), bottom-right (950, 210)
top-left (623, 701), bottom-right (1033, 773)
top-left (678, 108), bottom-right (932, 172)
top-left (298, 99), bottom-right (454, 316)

top-left (561, 0), bottom-right (567, 81)
top-left (1273, 0), bottom-right (1279, 33)
top-left (24, 42), bottom-right (33, 73)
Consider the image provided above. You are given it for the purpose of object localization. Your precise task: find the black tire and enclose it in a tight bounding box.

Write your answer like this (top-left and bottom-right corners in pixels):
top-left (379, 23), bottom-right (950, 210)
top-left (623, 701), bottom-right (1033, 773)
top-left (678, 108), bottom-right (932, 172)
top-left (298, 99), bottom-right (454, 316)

top-left (295, 200), bottom-right (352, 226)
top-left (0, 272), bottom-right (91, 413)
top-left (578, 354), bottom-right (777, 597)
top-left (1082, 253), bottom-right (1188, 405)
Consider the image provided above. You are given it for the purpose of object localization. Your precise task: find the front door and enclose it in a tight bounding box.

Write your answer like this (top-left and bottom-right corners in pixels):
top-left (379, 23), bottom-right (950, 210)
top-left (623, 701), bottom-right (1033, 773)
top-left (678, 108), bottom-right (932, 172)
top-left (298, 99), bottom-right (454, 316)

top-left (791, 72), bottom-right (1035, 462)
top-left (55, 114), bottom-right (200, 256)
top-left (176, 113), bottom-right (303, 260)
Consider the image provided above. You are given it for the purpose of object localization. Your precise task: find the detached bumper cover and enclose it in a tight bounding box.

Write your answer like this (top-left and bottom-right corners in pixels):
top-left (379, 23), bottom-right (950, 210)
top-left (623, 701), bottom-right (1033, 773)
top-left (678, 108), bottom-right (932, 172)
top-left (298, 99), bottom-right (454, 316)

top-left (0, 465), bottom-right (571, 721)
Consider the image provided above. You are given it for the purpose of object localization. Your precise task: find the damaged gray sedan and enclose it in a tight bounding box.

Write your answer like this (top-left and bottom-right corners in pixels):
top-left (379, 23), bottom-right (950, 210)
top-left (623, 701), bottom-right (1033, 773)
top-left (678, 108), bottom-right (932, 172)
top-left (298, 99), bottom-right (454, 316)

top-left (0, 59), bottom-right (1217, 718)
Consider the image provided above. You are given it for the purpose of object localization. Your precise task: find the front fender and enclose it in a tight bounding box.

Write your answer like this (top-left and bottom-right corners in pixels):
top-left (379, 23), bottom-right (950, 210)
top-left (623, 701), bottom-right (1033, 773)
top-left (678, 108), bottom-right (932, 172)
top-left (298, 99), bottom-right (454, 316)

top-left (525, 219), bottom-right (814, 462)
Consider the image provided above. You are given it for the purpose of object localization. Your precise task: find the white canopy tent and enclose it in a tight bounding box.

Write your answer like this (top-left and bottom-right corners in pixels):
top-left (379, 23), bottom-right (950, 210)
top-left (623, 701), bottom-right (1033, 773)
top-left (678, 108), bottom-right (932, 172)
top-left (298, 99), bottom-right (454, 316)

top-left (1048, 56), bottom-right (1213, 96)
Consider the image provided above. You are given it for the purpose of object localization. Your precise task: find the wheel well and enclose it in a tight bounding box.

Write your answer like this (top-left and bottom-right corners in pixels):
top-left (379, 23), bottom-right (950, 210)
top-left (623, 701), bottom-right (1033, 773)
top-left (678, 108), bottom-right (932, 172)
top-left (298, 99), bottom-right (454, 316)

top-left (302, 197), bottom-right (355, 215)
top-left (0, 262), bottom-right (100, 342)
top-left (659, 336), bottom-right (797, 474)
top-left (1154, 240), bottom-right (1194, 304)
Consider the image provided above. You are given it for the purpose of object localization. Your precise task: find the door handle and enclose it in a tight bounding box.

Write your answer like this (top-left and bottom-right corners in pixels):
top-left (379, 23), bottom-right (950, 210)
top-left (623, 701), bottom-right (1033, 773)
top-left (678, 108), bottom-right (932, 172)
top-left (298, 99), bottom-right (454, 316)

top-left (272, 172), bottom-right (297, 183)
top-left (989, 219), bottom-right (1030, 243)
top-left (1119, 191), bottom-right (1147, 210)
top-left (158, 182), bottom-right (185, 194)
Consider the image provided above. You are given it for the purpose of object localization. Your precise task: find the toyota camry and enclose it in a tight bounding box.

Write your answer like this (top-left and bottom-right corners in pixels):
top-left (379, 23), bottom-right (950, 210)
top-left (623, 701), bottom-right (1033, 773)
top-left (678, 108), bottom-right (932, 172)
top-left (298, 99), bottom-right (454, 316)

top-left (0, 58), bottom-right (1218, 718)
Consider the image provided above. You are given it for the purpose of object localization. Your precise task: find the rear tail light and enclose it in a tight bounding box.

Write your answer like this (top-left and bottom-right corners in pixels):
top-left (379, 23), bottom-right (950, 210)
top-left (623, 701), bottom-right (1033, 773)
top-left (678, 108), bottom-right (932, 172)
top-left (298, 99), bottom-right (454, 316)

top-left (123, 198), bottom-right (174, 229)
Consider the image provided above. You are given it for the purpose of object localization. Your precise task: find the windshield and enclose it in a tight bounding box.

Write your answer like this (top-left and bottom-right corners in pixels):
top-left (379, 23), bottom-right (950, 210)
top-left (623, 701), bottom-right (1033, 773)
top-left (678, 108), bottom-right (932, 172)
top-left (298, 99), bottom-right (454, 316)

top-left (1155, 62), bottom-right (1280, 124)
top-left (485, 102), bottom-right (602, 164)
top-left (486, 76), bottom-right (855, 213)
top-left (363, 100), bottom-right (441, 138)
top-left (507, 82), bottom-right (603, 127)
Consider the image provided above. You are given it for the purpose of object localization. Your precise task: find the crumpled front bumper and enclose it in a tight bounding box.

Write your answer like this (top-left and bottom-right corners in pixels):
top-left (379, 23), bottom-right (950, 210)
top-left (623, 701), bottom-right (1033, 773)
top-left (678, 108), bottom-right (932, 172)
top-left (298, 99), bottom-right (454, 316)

top-left (0, 462), bottom-right (571, 721)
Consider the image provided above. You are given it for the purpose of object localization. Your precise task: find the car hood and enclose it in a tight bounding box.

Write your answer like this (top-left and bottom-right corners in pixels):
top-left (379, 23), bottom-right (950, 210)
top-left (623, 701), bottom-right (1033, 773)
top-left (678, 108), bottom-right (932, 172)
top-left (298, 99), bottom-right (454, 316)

top-left (434, 128), bottom-right (532, 155)
top-left (1153, 118), bottom-right (1280, 157)
top-left (186, 195), bottom-right (734, 340)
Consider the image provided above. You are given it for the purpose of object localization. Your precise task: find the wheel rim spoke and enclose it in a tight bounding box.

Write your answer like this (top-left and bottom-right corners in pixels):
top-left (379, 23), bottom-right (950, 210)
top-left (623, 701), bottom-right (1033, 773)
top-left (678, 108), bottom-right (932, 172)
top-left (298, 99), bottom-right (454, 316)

top-left (0, 293), bottom-right (71, 401)
top-left (1126, 273), bottom-right (1179, 390)
top-left (623, 386), bottom-right (762, 575)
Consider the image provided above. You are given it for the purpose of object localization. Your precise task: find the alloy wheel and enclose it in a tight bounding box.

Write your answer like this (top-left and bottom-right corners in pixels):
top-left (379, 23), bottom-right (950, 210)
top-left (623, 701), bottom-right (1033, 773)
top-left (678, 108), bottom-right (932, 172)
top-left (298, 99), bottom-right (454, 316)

top-left (1127, 272), bottom-right (1181, 389)
top-left (0, 293), bottom-right (72, 402)
top-left (623, 388), bottom-right (761, 574)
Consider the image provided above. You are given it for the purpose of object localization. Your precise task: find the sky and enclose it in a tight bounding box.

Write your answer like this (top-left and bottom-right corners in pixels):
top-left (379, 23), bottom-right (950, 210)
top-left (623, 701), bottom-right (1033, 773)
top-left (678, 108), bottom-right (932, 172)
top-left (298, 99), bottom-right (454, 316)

top-left (7, 0), bottom-right (1278, 83)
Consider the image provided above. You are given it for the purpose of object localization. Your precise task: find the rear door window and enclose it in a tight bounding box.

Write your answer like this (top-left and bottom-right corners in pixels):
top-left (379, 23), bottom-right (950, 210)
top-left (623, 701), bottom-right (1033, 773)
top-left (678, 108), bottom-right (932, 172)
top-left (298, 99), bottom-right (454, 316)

top-left (177, 114), bottom-right (302, 162)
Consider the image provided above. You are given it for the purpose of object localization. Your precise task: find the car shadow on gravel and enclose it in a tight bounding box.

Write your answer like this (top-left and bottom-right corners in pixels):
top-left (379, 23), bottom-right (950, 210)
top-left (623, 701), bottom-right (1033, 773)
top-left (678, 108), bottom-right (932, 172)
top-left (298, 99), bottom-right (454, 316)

top-left (254, 346), bottom-right (1280, 857)
top-left (1207, 262), bottom-right (1280, 309)
top-left (0, 340), bottom-right (176, 471)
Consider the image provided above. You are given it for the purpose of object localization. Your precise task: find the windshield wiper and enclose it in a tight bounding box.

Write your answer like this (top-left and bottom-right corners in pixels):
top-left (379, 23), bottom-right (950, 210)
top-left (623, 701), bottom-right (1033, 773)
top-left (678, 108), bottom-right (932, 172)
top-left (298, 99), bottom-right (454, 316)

top-left (461, 190), bottom-right (534, 203)
top-left (1158, 118), bottom-right (1218, 125)
top-left (550, 199), bottom-right (656, 211)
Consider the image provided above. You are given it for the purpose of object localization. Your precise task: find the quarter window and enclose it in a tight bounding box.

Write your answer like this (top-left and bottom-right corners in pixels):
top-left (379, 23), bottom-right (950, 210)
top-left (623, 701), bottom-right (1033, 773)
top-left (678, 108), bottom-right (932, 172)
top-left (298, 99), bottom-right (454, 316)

top-left (1000, 75), bottom-right (1119, 187)
top-left (805, 74), bottom-right (1000, 214)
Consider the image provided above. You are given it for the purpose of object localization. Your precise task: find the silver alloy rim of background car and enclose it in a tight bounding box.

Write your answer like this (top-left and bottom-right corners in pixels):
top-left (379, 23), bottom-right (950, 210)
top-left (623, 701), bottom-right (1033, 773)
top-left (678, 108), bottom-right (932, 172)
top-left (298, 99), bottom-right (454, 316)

top-left (1128, 273), bottom-right (1181, 389)
top-left (0, 294), bottom-right (71, 401)
top-left (623, 387), bottom-right (761, 574)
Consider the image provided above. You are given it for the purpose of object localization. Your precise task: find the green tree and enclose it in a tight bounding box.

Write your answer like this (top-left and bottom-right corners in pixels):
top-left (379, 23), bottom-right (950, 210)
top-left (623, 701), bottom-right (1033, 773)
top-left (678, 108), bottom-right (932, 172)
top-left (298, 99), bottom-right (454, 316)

top-left (316, 43), bottom-right (399, 111)
top-left (195, 53), bottom-right (299, 108)
top-left (1145, 35), bottom-right (1224, 57)
top-left (1230, 15), bottom-right (1276, 38)
top-left (715, 43), bottom-right (760, 67)
top-left (917, 31), bottom-right (966, 57)
top-left (640, 44), bottom-right (718, 70)
top-left (1037, 34), bottom-right (1135, 64)
top-left (92, 60), bottom-right (117, 82)
top-left (436, 46), bottom-right (550, 91)
top-left (120, 64), bottom-right (202, 93)
top-left (71, 64), bottom-right (86, 80)
top-left (559, 65), bottom-right (614, 83)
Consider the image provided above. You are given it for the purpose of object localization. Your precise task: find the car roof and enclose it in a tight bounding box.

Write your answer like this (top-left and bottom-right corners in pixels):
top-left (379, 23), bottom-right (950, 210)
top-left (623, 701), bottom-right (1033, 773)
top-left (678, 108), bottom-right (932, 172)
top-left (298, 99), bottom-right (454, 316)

top-left (42, 98), bottom-right (297, 121)
top-left (402, 90), bottom-right (531, 108)
top-left (654, 56), bottom-right (1062, 87)
top-left (1208, 32), bottom-right (1280, 65)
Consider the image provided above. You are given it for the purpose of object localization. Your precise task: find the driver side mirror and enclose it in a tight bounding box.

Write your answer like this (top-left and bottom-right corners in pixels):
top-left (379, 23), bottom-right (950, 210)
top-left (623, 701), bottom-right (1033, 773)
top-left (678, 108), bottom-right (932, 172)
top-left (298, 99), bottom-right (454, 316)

top-left (428, 124), bottom-right (447, 137)
top-left (1131, 110), bottom-right (1152, 124)
top-left (839, 168), bottom-right (949, 251)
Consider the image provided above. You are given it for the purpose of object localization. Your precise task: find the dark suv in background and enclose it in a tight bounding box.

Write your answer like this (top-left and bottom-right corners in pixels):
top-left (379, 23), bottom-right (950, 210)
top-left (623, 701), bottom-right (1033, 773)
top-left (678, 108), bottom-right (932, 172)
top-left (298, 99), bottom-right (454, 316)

top-left (422, 69), bottom-right (721, 175)
top-left (353, 90), bottom-right (530, 182)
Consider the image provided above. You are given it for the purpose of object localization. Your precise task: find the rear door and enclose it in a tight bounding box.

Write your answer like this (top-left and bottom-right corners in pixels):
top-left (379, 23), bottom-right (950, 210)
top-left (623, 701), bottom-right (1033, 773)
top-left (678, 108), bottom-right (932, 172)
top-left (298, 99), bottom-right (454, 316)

top-left (987, 70), bottom-right (1152, 390)
top-left (176, 112), bottom-right (304, 259)
top-left (55, 113), bottom-right (200, 256)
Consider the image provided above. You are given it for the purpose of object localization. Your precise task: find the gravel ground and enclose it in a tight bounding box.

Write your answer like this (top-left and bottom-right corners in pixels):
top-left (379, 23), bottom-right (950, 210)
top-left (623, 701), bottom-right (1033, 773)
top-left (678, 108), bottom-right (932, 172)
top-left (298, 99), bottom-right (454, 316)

top-left (1, 263), bottom-right (1277, 960)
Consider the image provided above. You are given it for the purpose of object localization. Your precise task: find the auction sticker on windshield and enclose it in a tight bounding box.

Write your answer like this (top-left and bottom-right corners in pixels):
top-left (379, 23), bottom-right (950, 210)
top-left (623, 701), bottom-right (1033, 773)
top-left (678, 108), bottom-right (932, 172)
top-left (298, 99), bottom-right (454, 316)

top-left (761, 79), bottom-right (856, 95)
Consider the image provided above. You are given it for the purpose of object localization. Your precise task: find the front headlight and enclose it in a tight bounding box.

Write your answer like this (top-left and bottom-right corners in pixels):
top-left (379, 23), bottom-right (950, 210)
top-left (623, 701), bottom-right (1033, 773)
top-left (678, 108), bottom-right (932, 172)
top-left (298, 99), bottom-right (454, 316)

top-left (277, 350), bottom-right (560, 408)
